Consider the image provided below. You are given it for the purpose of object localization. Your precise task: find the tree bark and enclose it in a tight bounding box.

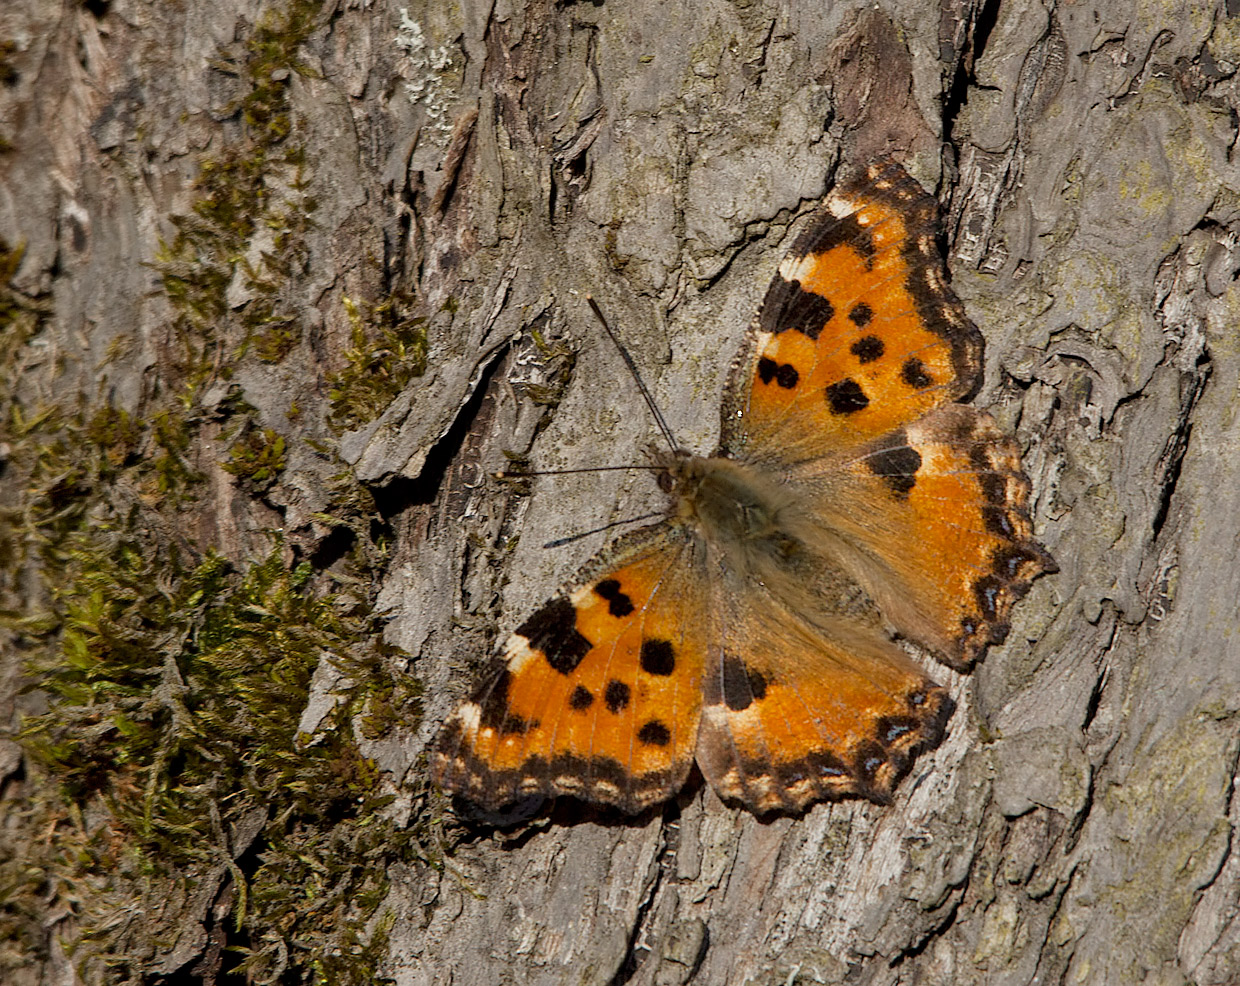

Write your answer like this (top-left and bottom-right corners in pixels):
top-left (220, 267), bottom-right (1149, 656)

top-left (3, 1), bottom-right (1239, 984)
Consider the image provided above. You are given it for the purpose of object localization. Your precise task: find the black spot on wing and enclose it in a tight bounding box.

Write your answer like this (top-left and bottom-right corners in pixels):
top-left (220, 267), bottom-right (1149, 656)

top-left (637, 720), bottom-right (671, 746)
top-left (604, 680), bottom-right (630, 713)
top-left (849, 302), bottom-right (873, 326)
top-left (640, 639), bottom-right (676, 676)
top-left (758, 357), bottom-right (799, 390)
top-left (756, 213), bottom-right (878, 345)
top-left (774, 279), bottom-right (835, 341)
top-left (850, 335), bottom-right (884, 363)
top-left (517, 597), bottom-right (592, 675)
top-left (825, 378), bottom-right (869, 415)
top-left (865, 430), bottom-right (922, 499)
top-left (720, 654), bottom-right (769, 712)
top-left (569, 685), bottom-right (594, 710)
top-left (901, 357), bottom-right (933, 389)
top-left (594, 579), bottom-right (634, 617)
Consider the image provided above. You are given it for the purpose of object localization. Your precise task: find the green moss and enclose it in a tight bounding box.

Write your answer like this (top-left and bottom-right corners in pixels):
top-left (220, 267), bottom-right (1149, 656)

top-left (149, 408), bottom-right (203, 499)
top-left (327, 293), bottom-right (429, 433)
top-left (84, 405), bottom-right (142, 473)
top-left (223, 425), bottom-right (287, 491)
top-left (17, 537), bottom-right (421, 984)
top-left (151, 0), bottom-right (323, 387)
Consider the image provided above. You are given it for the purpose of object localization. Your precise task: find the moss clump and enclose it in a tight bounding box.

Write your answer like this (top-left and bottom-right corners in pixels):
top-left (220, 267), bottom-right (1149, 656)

top-left (223, 425), bottom-right (287, 491)
top-left (83, 405), bottom-right (143, 473)
top-left (326, 293), bottom-right (429, 433)
top-left (153, 0), bottom-right (322, 390)
top-left (17, 536), bottom-right (421, 984)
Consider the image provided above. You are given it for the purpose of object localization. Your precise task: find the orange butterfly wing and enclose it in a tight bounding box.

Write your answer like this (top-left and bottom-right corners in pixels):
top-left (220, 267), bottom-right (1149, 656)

top-left (692, 583), bottom-right (954, 813)
top-left (721, 162), bottom-right (982, 462)
top-left (433, 509), bottom-right (957, 815)
top-left (828, 405), bottom-right (1056, 668)
top-left (431, 532), bottom-right (706, 813)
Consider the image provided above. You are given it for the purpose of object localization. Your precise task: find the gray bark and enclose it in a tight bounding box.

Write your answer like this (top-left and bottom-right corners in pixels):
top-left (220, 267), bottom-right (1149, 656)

top-left (3, 0), bottom-right (1239, 984)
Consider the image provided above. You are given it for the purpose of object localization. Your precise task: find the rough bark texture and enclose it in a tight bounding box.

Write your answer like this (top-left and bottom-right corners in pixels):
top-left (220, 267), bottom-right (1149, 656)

top-left (3, 0), bottom-right (1239, 984)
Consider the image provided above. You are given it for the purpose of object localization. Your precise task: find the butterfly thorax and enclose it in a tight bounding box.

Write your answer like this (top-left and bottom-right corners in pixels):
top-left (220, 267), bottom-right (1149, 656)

top-left (655, 449), bottom-right (889, 636)
top-left (657, 451), bottom-right (805, 574)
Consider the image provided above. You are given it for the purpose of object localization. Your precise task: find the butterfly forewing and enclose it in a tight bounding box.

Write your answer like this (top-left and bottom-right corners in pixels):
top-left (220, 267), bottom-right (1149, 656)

top-left (432, 531), bottom-right (706, 813)
top-left (721, 163), bottom-right (983, 463)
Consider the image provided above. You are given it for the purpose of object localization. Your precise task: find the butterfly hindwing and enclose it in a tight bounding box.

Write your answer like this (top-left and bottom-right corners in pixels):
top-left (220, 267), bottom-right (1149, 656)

top-left (694, 596), bottom-right (954, 813)
top-left (431, 532), bottom-right (706, 813)
top-left (830, 404), bottom-right (1057, 668)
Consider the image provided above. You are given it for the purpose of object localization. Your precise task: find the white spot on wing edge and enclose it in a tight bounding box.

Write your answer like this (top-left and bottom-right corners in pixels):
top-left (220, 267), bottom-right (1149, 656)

top-left (779, 253), bottom-right (817, 283)
top-left (503, 633), bottom-right (537, 671)
top-left (454, 702), bottom-right (482, 734)
top-left (825, 191), bottom-right (860, 219)
top-left (589, 779), bottom-right (621, 798)
top-left (568, 584), bottom-right (597, 608)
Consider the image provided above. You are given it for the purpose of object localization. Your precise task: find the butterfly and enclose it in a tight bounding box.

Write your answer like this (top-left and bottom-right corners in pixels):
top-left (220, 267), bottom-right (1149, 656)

top-left (431, 160), bottom-right (1055, 815)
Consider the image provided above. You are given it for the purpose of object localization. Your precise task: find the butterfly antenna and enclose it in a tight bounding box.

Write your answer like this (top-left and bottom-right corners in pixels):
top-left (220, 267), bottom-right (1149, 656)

top-left (542, 511), bottom-right (663, 548)
top-left (586, 295), bottom-right (680, 452)
top-left (496, 464), bottom-right (662, 479)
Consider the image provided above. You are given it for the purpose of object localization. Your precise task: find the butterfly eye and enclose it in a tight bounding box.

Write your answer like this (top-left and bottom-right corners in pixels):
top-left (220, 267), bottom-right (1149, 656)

top-left (657, 471), bottom-right (675, 493)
